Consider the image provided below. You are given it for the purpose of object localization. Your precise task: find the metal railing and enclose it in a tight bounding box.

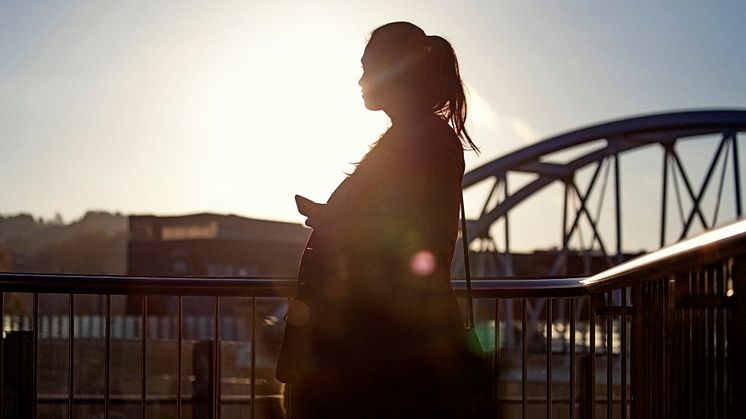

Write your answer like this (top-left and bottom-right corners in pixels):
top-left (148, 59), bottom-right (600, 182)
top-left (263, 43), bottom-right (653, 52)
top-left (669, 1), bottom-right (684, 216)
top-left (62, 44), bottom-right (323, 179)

top-left (0, 277), bottom-right (293, 419)
top-left (580, 219), bottom-right (746, 419)
top-left (1, 219), bottom-right (744, 418)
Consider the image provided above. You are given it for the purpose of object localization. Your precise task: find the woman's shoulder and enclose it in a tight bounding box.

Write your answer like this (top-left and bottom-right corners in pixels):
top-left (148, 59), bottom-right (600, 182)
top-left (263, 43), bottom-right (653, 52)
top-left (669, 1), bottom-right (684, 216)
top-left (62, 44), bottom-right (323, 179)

top-left (384, 118), bottom-right (462, 182)
top-left (395, 116), bottom-right (463, 153)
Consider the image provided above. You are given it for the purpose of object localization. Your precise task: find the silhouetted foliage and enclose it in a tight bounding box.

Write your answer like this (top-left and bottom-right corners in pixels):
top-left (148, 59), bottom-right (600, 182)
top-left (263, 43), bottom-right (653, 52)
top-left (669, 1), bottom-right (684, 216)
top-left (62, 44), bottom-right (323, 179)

top-left (0, 210), bottom-right (126, 274)
top-left (28, 231), bottom-right (126, 274)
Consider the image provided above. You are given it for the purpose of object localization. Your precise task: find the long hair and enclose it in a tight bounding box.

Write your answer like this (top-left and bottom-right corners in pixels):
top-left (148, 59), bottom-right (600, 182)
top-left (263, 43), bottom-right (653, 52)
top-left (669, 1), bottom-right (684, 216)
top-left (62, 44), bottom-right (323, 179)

top-left (369, 22), bottom-right (479, 153)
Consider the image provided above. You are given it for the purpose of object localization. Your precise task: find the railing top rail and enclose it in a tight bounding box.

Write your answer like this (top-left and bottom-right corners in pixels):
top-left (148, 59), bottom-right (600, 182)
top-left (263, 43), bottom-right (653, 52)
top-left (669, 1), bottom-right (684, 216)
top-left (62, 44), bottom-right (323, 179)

top-left (582, 218), bottom-right (746, 293)
top-left (0, 272), bottom-right (587, 299)
top-left (0, 273), bottom-right (297, 297)
top-left (2, 219), bottom-right (743, 298)
top-left (452, 277), bottom-right (586, 298)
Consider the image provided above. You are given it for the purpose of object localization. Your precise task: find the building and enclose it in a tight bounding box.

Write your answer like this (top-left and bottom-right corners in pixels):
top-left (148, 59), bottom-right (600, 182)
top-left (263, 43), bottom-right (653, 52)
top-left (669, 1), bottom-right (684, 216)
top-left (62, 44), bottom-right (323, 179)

top-left (127, 213), bottom-right (310, 317)
top-left (128, 213), bottom-right (310, 278)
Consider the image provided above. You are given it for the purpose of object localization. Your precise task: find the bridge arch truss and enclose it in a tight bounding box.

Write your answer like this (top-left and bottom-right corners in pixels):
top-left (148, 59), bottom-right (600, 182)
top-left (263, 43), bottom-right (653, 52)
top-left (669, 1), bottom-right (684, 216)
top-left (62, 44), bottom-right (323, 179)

top-left (457, 110), bottom-right (746, 277)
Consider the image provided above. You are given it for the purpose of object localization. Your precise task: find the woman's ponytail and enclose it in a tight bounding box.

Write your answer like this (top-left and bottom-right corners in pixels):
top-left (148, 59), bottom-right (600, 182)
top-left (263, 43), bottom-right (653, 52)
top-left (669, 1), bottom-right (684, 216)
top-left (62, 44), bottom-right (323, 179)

top-left (426, 35), bottom-right (479, 153)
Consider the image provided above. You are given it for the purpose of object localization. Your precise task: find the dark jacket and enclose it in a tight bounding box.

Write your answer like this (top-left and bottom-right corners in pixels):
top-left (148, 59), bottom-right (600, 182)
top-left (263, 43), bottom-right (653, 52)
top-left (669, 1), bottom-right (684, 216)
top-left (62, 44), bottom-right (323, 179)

top-left (298, 115), bottom-right (467, 374)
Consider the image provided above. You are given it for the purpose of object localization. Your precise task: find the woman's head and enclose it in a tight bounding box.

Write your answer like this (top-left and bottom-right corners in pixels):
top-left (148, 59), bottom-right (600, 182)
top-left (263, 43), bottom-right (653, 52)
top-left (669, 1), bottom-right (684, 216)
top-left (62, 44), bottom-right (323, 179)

top-left (359, 22), bottom-right (477, 151)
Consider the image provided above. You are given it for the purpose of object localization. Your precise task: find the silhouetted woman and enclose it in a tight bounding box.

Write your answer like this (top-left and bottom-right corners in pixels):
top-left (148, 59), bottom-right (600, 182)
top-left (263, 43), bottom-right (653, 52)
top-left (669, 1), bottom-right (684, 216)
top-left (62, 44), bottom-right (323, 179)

top-left (279, 21), bottom-right (479, 419)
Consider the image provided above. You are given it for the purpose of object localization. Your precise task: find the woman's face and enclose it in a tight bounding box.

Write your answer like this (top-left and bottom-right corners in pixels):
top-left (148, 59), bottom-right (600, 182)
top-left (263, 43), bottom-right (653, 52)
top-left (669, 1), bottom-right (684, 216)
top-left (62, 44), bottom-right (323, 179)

top-left (358, 35), bottom-right (429, 115)
top-left (358, 37), bottom-right (396, 111)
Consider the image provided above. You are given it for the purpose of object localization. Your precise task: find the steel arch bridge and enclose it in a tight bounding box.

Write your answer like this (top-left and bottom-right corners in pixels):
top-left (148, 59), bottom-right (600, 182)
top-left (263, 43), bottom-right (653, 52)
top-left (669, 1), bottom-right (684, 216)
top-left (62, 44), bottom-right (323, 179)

top-left (455, 110), bottom-right (746, 278)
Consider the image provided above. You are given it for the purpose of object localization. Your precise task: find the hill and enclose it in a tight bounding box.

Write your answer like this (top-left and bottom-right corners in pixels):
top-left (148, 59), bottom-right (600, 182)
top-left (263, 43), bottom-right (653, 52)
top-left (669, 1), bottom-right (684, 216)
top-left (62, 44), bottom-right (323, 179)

top-left (0, 211), bottom-right (127, 274)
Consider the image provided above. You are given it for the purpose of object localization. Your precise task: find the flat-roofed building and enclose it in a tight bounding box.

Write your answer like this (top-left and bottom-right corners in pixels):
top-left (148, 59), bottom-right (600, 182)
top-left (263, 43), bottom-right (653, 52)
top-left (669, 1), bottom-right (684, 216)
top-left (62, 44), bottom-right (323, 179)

top-left (128, 213), bottom-right (310, 278)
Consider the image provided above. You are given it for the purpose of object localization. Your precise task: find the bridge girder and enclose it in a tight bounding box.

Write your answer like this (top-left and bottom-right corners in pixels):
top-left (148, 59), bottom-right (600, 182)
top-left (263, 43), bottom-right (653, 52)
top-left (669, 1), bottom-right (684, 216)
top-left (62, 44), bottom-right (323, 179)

top-left (460, 109), bottom-right (746, 277)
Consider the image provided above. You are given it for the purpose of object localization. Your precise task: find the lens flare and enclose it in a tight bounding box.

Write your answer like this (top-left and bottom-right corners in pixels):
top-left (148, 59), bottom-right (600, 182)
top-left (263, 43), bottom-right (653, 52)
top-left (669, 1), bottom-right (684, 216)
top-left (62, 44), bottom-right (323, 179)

top-left (410, 250), bottom-right (436, 276)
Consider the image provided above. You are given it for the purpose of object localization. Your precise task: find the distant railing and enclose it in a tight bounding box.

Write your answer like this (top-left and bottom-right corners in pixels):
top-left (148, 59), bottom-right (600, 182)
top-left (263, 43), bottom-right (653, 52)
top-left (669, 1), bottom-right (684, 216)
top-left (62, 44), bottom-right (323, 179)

top-left (580, 219), bottom-right (746, 419)
top-left (1, 219), bottom-right (744, 418)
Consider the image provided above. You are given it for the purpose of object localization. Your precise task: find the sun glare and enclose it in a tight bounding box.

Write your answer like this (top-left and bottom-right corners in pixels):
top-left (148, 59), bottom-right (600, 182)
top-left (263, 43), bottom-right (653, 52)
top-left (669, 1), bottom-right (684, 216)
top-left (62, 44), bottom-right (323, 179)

top-left (205, 29), bottom-right (389, 221)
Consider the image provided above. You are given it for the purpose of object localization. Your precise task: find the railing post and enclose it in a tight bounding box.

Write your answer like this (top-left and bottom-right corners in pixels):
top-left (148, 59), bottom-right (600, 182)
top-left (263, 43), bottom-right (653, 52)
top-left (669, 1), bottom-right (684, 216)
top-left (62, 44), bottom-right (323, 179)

top-left (579, 296), bottom-right (597, 419)
top-left (569, 299), bottom-right (575, 419)
top-left (2, 331), bottom-right (33, 418)
top-left (577, 353), bottom-right (590, 419)
top-left (177, 296), bottom-right (182, 419)
top-left (193, 340), bottom-right (215, 419)
top-left (631, 284), bottom-right (646, 419)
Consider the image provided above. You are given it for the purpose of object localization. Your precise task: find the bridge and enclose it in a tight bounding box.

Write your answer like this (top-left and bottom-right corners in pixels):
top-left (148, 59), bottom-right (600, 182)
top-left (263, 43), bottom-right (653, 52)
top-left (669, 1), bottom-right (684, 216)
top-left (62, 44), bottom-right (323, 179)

top-left (1, 110), bottom-right (745, 418)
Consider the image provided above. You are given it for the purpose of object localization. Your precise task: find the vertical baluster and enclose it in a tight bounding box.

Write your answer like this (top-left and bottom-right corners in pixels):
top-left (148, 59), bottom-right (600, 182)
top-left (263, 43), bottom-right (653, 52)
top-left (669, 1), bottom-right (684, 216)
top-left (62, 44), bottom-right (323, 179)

top-left (522, 299), bottom-right (527, 419)
top-left (666, 278), bottom-right (673, 418)
top-left (709, 267), bottom-right (717, 419)
top-left (621, 287), bottom-right (627, 419)
top-left (105, 295), bottom-right (110, 419)
top-left (676, 273), bottom-right (691, 417)
top-left (0, 292), bottom-right (4, 418)
top-left (732, 257), bottom-right (746, 418)
top-left (177, 296), bottom-right (182, 419)
top-left (569, 299), bottom-right (575, 419)
top-left (669, 279), bottom-right (676, 419)
top-left (495, 298), bottom-right (500, 413)
top-left (141, 296), bottom-right (147, 419)
top-left (607, 292), bottom-right (613, 419)
top-left (285, 296), bottom-right (292, 419)
top-left (675, 276), bottom-right (683, 419)
top-left (726, 256), bottom-right (741, 419)
top-left (687, 274), bottom-right (693, 419)
top-left (646, 282), bottom-right (660, 417)
top-left (657, 280), bottom-right (664, 418)
top-left (715, 264), bottom-right (723, 419)
top-left (251, 298), bottom-right (256, 419)
top-left (68, 294), bottom-right (74, 419)
top-left (697, 270), bottom-right (704, 418)
top-left (660, 280), bottom-right (665, 417)
top-left (214, 297), bottom-right (220, 419)
top-left (693, 271), bottom-right (703, 419)
top-left (630, 285), bottom-right (642, 419)
top-left (688, 271), bottom-right (703, 417)
top-left (546, 299), bottom-right (552, 419)
top-left (711, 265), bottom-right (722, 418)
top-left (32, 293), bottom-right (38, 419)
top-left (647, 282), bottom-right (653, 419)
top-left (589, 297), bottom-right (596, 419)
top-left (668, 278), bottom-right (675, 419)
top-left (707, 268), bottom-right (714, 419)
top-left (705, 269), bottom-right (713, 418)
top-left (649, 283), bottom-right (656, 419)
top-left (647, 282), bottom-right (653, 418)
top-left (652, 281), bottom-right (658, 418)
top-left (687, 272), bottom-right (693, 419)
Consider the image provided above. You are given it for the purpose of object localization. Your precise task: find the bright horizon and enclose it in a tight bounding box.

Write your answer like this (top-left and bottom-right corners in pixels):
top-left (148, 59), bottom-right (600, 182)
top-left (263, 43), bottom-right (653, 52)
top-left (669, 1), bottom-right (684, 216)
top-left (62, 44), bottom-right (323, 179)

top-left (2, 1), bottom-right (745, 251)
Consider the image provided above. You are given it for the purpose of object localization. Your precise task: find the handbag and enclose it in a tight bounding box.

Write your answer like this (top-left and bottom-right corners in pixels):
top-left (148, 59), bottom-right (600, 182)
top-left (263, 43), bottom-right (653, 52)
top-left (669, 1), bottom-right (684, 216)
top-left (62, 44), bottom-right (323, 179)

top-left (276, 236), bottom-right (322, 383)
top-left (459, 193), bottom-right (494, 416)
top-left (276, 297), bottom-right (313, 383)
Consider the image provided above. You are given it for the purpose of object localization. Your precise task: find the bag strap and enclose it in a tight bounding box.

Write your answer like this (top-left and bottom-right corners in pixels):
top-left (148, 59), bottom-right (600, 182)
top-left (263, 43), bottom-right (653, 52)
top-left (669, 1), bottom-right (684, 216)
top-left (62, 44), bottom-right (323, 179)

top-left (460, 191), bottom-right (475, 330)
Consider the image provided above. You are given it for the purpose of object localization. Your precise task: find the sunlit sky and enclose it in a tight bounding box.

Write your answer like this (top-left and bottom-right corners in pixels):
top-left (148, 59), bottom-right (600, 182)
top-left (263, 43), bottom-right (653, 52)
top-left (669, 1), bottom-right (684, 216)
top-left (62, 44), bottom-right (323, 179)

top-left (1, 1), bottom-right (745, 249)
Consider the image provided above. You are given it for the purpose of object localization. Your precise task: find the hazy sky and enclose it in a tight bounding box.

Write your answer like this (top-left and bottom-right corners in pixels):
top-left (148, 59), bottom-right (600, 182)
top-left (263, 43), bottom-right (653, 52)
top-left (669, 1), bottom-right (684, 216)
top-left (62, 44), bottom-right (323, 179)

top-left (1, 1), bottom-right (745, 250)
